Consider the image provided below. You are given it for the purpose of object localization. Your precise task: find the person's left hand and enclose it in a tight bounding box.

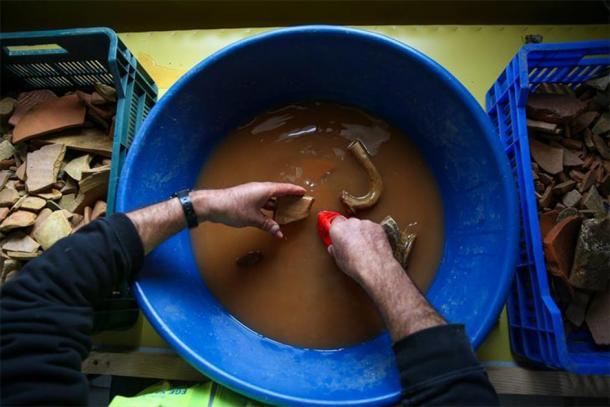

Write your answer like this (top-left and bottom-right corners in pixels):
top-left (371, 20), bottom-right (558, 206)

top-left (192, 182), bottom-right (306, 238)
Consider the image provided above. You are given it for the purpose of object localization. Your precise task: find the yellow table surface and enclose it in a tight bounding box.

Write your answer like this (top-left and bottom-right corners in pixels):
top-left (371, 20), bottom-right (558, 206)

top-left (93, 25), bottom-right (609, 363)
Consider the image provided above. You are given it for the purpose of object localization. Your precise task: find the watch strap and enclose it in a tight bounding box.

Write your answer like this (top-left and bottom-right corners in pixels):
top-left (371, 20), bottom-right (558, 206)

top-left (171, 189), bottom-right (198, 228)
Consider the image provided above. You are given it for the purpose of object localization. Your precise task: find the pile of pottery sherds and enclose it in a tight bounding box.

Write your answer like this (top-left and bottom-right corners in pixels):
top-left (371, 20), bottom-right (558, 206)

top-left (0, 83), bottom-right (116, 285)
top-left (527, 73), bottom-right (610, 345)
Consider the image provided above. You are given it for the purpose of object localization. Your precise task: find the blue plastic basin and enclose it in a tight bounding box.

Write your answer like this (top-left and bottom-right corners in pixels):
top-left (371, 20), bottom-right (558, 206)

top-left (117, 26), bottom-right (519, 405)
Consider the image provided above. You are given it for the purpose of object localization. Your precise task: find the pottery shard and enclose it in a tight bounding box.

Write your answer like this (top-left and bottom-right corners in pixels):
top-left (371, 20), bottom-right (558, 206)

top-left (7, 251), bottom-right (41, 261)
top-left (530, 139), bottom-right (563, 175)
top-left (582, 186), bottom-right (606, 215)
top-left (571, 111), bottom-right (599, 134)
top-left (562, 149), bottom-right (584, 167)
top-left (36, 189), bottom-right (62, 201)
top-left (8, 89), bottom-right (58, 127)
top-left (565, 290), bottom-right (591, 327)
top-left (15, 162), bottom-right (26, 181)
top-left (31, 208), bottom-right (52, 236)
top-left (13, 94), bottom-right (86, 143)
top-left (540, 211), bottom-right (560, 238)
top-left (591, 112), bottom-right (610, 136)
top-left (37, 127), bottom-right (112, 157)
top-left (538, 172), bottom-right (554, 186)
top-left (562, 189), bottom-right (582, 208)
top-left (0, 207), bottom-right (9, 222)
top-left (31, 210), bottom-right (72, 250)
top-left (63, 154), bottom-right (92, 181)
top-left (561, 138), bottom-right (583, 150)
top-left (81, 164), bottom-right (111, 178)
top-left (2, 231), bottom-right (40, 253)
top-left (527, 119), bottom-right (559, 134)
top-left (0, 140), bottom-right (15, 161)
top-left (591, 132), bottom-right (610, 160)
top-left (26, 144), bottom-right (66, 193)
top-left (0, 171), bottom-right (10, 189)
top-left (537, 185), bottom-right (554, 209)
top-left (0, 188), bottom-right (19, 207)
top-left (59, 193), bottom-right (84, 213)
top-left (579, 169), bottom-right (596, 193)
top-left (585, 75), bottom-right (610, 92)
top-left (0, 210), bottom-right (37, 232)
top-left (557, 207), bottom-right (579, 222)
top-left (60, 178), bottom-right (78, 195)
top-left (569, 217), bottom-right (610, 291)
top-left (274, 195), bottom-right (315, 225)
top-left (543, 216), bottom-right (582, 280)
top-left (76, 169), bottom-right (109, 211)
top-left (94, 82), bottom-right (117, 103)
top-left (1, 259), bottom-right (20, 285)
top-left (526, 93), bottom-right (587, 124)
top-left (552, 180), bottom-right (576, 196)
top-left (586, 290), bottom-right (610, 345)
top-left (236, 250), bottom-right (262, 268)
top-left (90, 92), bottom-right (107, 106)
top-left (0, 97), bottom-right (17, 120)
top-left (20, 196), bottom-right (46, 211)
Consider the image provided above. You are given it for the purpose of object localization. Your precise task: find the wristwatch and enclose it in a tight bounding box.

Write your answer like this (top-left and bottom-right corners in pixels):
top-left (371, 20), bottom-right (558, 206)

top-left (171, 189), bottom-right (198, 228)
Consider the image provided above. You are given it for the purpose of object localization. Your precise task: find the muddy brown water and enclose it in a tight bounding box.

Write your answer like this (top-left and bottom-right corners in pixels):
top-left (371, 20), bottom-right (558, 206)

top-left (191, 102), bottom-right (444, 349)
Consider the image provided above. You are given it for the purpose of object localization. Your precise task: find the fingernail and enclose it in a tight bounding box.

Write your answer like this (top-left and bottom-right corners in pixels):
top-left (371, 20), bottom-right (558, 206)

top-left (276, 230), bottom-right (284, 239)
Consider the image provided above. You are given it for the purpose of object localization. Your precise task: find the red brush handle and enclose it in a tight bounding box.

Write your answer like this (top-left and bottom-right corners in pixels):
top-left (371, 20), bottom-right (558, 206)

top-left (317, 211), bottom-right (343, 247)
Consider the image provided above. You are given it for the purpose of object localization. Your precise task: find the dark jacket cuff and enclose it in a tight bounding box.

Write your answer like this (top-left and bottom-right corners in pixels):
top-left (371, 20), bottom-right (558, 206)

top-left (105, 213), bottom-right (145, 279)
top-left (393, 324), bottom-right (482, 391)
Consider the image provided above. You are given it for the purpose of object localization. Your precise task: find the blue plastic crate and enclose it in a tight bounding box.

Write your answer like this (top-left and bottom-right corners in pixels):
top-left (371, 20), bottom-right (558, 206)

top-left (486, 39), bottom-right (610, 375)
top-left (0, 27), bottom-right (158, 214)
top-left (0, 28), bottom-right (158, 331)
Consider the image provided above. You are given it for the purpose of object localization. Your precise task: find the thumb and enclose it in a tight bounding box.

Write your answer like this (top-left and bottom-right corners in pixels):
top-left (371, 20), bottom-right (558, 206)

top-left (327, 245), bottom-right (334, 257)
top-left (257, 213), bottom-right (284, 239)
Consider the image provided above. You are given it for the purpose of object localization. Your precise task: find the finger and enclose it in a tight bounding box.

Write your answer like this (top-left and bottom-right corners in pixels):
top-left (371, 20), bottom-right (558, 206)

top-left (257, 214), bottom-right (284, 239)
top-left (329, 215), bottom-right (347, 229)
top-left (329, 215), bottom-right (348, 240)
top-left (269, 183), bottom-right (307, 197)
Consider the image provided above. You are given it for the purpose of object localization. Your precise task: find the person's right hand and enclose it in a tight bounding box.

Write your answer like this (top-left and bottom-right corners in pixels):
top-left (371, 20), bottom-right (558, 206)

top-left (328, 216), bottom-right (446, 341)
top-left (328, 216), bottom-right (399, 290)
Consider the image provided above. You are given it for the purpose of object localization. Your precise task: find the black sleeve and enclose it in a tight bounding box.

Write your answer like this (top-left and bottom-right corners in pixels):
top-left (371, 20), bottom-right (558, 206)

top-left (0, 213), bottom-right (144, 406)
top-left (394, 324), bottom-right (499, 406)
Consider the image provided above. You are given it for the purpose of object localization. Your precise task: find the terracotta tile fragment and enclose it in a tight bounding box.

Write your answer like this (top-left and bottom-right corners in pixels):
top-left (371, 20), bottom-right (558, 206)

top-left (561, 138), bottom-right (583, 150)
top-left (527, 119), bottom-right (559, 134)
top-left (571, 111), bottom-right (599, 134)
top-left (13, 94), bottom-right (86, 143)
top-left (562, 189), bottom-right (582, 208)
top-left (543, 216), bottom-right (582, 280)
top-left (526, 93), bottom-right (587, 124)
top-left (8, 90), bottom-right (58, 127)
top-left (563, 149), bottom-right (584, 167)
top-left (591, 112), bottom-right (610, 136)
top-left (0, 210), bottom-right (37, 232)
top-left (37, 127), bottom-right (112, 157)
top-left (25, 144), bottom-right (66, 193)
top-left (578, 169), bottom-right (596, 193)
top-left (530, 139), bottom-right (564, 175)
top-left (539, 210), bottom-right (559, 238)
top-left (552, 180), bottom-right (576, 196)
top-left (274, 195), bottom-right (315, 225)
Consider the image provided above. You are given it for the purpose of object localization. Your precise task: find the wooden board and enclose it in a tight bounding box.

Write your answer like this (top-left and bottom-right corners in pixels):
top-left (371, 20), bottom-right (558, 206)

top-left (82, 349), bottom-right (610, 397)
